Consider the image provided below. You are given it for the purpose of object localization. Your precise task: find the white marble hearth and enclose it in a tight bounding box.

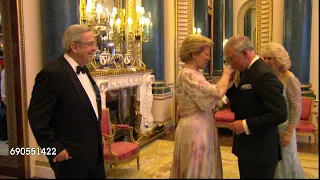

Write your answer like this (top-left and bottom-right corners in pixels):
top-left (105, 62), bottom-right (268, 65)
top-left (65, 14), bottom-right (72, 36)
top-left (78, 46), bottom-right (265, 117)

top-left (93, 71), bottom-right (155, 134)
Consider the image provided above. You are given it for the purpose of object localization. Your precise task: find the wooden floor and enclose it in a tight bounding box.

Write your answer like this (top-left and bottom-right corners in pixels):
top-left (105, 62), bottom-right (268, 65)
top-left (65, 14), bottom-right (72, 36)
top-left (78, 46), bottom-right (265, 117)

top-left (162, 127), bottom-right (318, 154)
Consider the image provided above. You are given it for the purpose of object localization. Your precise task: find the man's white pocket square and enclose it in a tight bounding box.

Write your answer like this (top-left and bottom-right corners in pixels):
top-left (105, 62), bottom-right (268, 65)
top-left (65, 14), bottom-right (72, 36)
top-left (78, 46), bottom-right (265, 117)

top-left (241, 84), bottom-right (252, 90)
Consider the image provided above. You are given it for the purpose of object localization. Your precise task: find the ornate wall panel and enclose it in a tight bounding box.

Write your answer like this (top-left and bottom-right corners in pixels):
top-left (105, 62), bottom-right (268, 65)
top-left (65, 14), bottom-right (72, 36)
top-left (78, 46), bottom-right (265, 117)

top-left (237, 0), bottom-right (273, 54)
top-left (237, 0), bottom-right (256, 36)
top-left (175, 0), bottom-right (193, 76)
top-left (256, 0), bottom-right (273, 54)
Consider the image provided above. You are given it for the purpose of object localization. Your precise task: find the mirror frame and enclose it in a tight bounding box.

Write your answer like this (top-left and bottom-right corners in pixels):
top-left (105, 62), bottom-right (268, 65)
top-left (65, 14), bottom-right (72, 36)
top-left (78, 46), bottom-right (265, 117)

top-left (0, 0), bottom-right (28, 177)
top-left (237, 0), bottom-right (273, 54)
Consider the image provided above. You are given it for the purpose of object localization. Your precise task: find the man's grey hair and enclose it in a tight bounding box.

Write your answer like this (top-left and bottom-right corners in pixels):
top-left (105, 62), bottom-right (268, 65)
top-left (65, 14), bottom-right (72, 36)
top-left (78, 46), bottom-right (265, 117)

top-left (224, 35), bottom-right (254, 56)
top-left (62, 24), bottom-right (91, 52)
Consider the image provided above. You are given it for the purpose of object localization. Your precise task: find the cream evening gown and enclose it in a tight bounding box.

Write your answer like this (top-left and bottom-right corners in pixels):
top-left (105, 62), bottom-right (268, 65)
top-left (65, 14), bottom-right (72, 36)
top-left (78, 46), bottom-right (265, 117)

top-left (170, 68), bottom-right (223, 179)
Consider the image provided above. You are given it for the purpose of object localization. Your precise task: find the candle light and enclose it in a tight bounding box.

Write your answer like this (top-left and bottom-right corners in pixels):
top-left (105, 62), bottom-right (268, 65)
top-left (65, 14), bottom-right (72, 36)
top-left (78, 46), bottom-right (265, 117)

top-left (112, 7), bottom-right (117, 17)
top-left (128, 17), bottom-right (133, 32)
top-left (140, 7), bottom-right (145, 16)
top-left (86, 0), bottom-right (93, 13)
top-left (115, 18), bottom-right (121, 32)
top-left (110, 18), bottom-right (114, 32)
top-left (139, 17), bottom-right (145, 34)
top-left (96, 4), bottom-right (103, 24)
top-left (197, 28), bottom-right (201, 34)
top-left (145, 18), bottom-right (150, 33)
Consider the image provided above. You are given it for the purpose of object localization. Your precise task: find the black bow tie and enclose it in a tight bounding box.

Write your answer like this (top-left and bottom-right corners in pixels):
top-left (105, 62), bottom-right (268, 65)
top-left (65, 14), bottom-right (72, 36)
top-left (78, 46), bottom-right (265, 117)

top-left (76, 66), bottom-right (88, 74)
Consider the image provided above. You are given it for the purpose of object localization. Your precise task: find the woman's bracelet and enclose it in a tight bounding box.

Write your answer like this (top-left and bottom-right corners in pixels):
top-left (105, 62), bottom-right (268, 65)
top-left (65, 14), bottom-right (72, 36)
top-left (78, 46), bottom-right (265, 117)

top-left (285, 130), bottom-right (292, 136)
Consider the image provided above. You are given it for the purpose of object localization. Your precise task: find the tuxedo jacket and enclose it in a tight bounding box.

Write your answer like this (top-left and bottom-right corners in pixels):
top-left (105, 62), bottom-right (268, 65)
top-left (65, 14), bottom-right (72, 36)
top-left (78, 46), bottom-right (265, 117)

top-left (28, 56), bottom-right (103, 167)
top-left (226, 59), bottom-right (287, 164)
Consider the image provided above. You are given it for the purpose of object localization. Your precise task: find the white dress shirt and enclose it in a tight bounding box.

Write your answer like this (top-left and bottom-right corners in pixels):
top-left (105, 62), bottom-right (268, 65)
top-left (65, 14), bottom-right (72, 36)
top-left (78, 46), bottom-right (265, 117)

top-left (242, 55), bottom-right (260, 135)
top-left (64, 54), bottom-right (99, 120)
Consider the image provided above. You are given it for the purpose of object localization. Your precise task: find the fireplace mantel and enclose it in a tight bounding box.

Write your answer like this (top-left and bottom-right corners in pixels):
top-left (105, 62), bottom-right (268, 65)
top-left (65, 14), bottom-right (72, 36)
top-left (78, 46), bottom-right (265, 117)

top-left (93, 71), bottom-right (155, 134)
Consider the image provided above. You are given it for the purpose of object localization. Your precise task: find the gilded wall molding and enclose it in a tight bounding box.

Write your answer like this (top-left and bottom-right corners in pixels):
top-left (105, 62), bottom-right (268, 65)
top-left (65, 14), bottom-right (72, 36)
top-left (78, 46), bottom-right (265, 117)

top-left (0, 0), bottom-right (19, 167)
top-left (18, 0), bottom-right (30, 176)
top-left (175, 0), bottom-right (193, 77)
top-left (237, 0), bottom-right (273, 54)
top-left (0, 1), bottom-right (28, 176)
top-left (256, 0), bottom-right (273, 54)
top-left (237, 0), bottom-right (256, 36)
top-left (174, 0), bottom-right (193, 126)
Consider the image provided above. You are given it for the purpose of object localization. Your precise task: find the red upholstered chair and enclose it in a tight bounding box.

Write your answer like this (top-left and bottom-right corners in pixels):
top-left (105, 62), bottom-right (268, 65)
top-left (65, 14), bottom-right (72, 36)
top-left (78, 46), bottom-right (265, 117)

top-left (296, 97), bottom-right (318, 151)
top-left (177, 103), bottom-right (235, 128)
top-left (215, 108), bottom-right (235, 128)
top-left (101, 108), bottom-right (140, 172)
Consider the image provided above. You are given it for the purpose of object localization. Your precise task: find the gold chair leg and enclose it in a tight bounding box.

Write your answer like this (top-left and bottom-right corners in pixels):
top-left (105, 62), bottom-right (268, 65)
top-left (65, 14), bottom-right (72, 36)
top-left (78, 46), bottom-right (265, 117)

top-left (115, 166), bottom-right (117, 179)
top-left (314, 133), bottom-right (318, 152)
top-left (309, 136), bottom-right (311, 149)
top-left (137, 156), bottom-right (140, 170)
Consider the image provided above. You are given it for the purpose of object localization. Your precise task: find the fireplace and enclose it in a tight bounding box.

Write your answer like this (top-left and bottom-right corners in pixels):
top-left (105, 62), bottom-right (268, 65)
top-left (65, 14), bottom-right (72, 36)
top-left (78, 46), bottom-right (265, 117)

top-left (92, 70), bottom-right (159, 146)
top-left (106, 87), bottom-right (138, 140)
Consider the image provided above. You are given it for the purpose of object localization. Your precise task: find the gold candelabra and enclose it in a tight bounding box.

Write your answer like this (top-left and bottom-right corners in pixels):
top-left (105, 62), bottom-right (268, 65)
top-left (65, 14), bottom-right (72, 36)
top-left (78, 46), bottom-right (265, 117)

top-left (80, 0), bottom-right (151, 71)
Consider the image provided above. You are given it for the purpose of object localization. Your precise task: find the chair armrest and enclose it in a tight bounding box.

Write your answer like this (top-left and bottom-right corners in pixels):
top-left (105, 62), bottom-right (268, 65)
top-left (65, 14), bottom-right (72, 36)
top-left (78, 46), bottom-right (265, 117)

top-left (102, 134), bottom-right (118, 158)
top-left (115, 124), bottom-right (132, 129)
top-left (314, 112), bottom-right (318, 127)
top-left (114, 124), bottom-right (138, 144)
top-left (102, 134), bottom-right (114, 144)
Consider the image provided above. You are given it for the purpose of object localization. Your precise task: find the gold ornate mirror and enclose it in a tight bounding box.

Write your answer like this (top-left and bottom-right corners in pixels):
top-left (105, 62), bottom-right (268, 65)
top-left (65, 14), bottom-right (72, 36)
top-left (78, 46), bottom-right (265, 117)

top-left (0, 0), bottom-right (28, 177)
top-left (237, 0), bottom-right (273, 54)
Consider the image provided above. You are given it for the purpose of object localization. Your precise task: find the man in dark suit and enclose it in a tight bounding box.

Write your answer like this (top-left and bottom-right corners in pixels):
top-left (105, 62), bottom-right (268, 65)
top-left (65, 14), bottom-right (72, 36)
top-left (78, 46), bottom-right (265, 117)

top-left (28, 24), bottom-right (105, 178)
top-left (224, 35), bottom-right (287, 179)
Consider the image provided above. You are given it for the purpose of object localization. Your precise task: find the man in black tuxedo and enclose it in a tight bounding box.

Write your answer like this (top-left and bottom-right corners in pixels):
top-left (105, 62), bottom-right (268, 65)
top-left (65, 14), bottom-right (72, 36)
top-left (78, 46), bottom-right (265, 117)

top-left (224, 35), bottom-right (287, 179)
top-left (28, 24), bottom-right (105, 178)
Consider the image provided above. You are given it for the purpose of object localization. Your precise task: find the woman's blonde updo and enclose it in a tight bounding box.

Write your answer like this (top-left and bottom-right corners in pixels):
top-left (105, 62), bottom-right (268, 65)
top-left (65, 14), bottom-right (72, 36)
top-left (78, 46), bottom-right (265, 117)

top-left (179, 34), bottom-right (213, 63)
top-left (260, 42), bottom-right (291, 72)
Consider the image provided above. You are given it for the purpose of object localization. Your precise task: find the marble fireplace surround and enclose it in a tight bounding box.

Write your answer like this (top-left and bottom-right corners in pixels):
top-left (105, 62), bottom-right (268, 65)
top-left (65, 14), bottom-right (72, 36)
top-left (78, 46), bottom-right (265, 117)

top-left (92, 71), bottom-right (155, 134)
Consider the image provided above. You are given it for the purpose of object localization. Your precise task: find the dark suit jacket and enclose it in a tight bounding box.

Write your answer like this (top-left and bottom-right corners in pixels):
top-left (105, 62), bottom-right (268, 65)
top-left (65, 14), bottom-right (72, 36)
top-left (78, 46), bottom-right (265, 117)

top-left (28, 56), bottom-right (103, 168)
top-left (226, 59), bottom-right (287, 164)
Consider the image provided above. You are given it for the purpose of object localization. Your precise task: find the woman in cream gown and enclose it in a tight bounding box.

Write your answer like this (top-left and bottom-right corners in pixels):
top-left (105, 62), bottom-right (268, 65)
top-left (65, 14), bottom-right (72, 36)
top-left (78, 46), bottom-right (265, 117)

top-left (261, 42), bottom-right (306, 179)
top-left (170, 34), bottom-right (234, 179)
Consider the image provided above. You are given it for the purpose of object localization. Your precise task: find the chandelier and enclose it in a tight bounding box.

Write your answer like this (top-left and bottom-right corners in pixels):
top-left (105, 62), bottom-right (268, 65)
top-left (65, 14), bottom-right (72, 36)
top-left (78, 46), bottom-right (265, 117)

top-left (80, 0), bottom-right (151, 71)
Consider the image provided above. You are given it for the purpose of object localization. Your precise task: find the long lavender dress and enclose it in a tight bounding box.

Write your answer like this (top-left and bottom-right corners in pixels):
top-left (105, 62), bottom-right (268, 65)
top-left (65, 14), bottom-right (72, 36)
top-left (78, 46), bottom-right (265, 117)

top-left (170, 68), bottom-right (223, 179)
top-left (275, 71), bottom-right (306, 179)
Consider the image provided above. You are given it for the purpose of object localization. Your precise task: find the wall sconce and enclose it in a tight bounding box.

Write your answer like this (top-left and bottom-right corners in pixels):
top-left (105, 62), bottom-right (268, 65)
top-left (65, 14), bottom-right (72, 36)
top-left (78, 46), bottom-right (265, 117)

top-left (193, 27), bottom-right (201, 34)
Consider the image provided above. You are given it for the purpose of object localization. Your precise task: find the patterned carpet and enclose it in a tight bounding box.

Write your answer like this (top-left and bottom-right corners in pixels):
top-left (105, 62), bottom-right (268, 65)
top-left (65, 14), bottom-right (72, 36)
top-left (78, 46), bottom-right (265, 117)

top-left (105, 140), bottom-right (319, 179)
